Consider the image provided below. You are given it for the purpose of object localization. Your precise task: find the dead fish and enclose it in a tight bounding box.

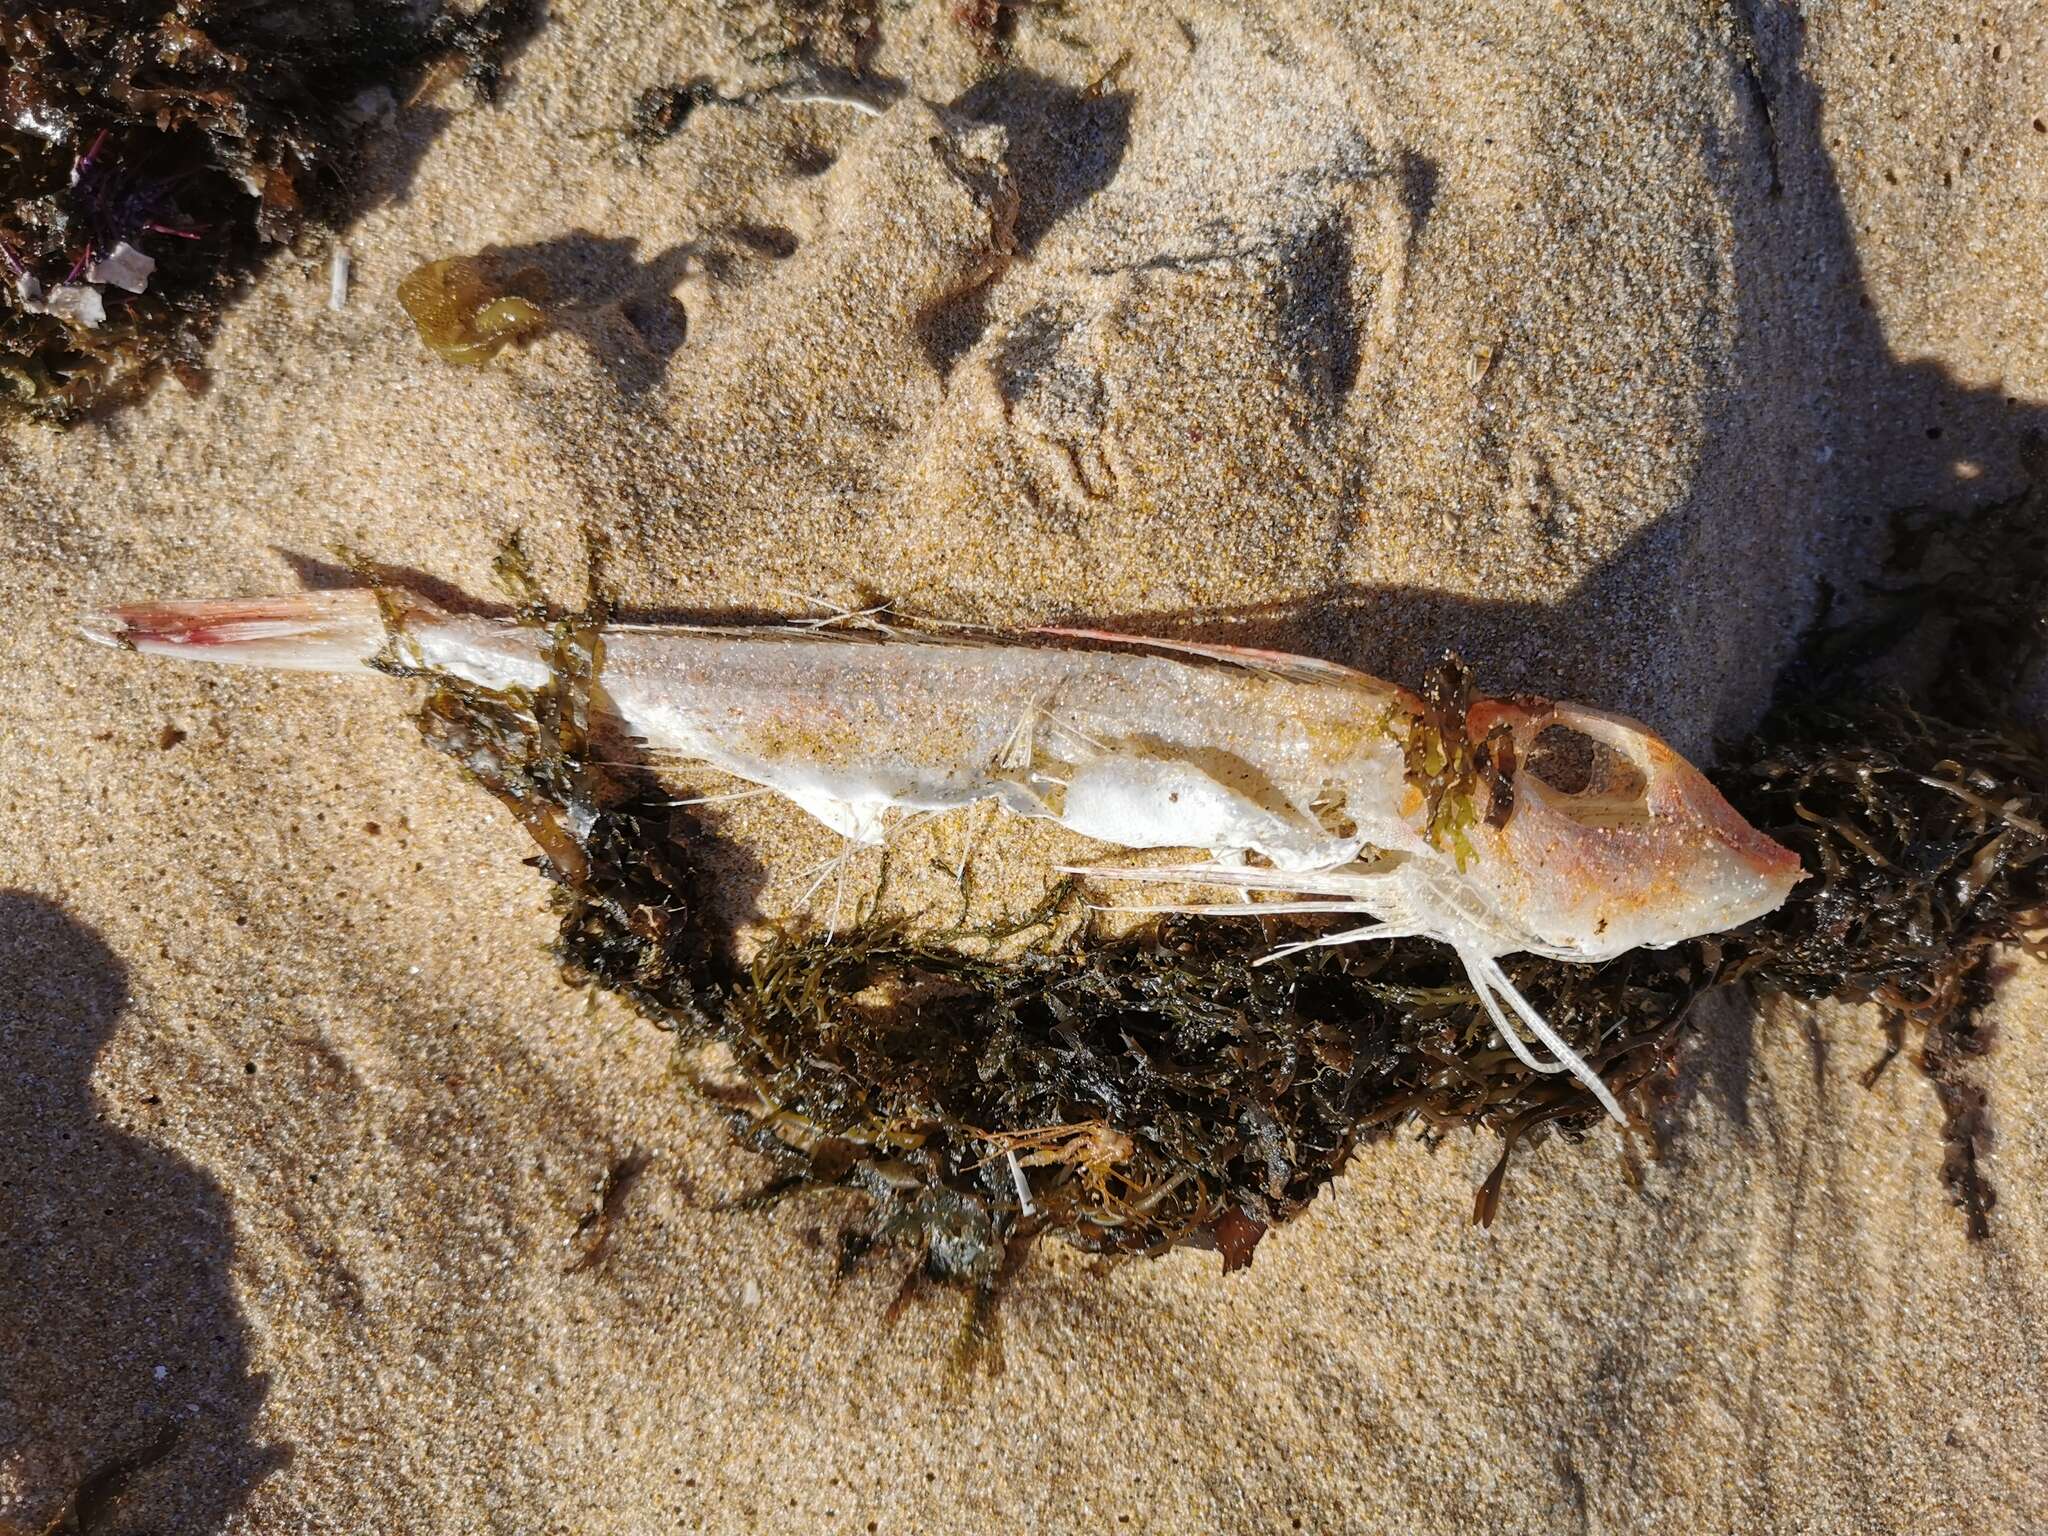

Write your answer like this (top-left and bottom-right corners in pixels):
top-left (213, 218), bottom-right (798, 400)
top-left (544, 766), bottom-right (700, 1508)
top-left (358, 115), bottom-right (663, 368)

top-left (82, 589), bottom-right (1803, 1121)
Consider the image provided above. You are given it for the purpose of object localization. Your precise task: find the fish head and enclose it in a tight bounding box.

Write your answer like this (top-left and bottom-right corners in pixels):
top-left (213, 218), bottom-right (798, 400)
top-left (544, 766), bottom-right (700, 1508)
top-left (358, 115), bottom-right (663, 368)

top-left (1456, 697), bottom-right (1802, 960)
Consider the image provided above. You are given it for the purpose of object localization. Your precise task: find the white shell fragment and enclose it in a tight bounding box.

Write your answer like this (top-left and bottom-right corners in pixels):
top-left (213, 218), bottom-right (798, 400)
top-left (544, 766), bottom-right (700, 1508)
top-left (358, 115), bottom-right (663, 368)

top-left (328, 245), bottom-right (352, 311)
top-left (13, 102), bottom-right (67, 142)
top-left (14, 273), bottom-right (106, 328)
top-left (87, 241), bottom-right (156, 294)
top-left (47, 284), bottom-right (107, 327)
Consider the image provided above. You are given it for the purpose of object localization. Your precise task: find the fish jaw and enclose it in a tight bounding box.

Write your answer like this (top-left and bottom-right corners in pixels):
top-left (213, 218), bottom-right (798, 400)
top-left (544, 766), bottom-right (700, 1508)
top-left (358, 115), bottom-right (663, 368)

top-left (1467, 698), bottom-right (1801, 960)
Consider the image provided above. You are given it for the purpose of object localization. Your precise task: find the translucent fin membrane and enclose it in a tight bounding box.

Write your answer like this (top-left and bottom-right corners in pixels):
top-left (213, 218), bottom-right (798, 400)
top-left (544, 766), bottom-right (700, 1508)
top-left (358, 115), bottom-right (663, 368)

top-left (80, 591), bottom-right (392, 673)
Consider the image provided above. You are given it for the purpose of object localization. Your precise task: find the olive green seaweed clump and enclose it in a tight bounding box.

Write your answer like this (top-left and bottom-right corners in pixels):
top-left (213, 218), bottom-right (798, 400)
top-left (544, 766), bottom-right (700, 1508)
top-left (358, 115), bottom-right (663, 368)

top-left (401, 450), bottom-right (2048, 1328)
top-left (1396, 655), bottom-right (1517, 868)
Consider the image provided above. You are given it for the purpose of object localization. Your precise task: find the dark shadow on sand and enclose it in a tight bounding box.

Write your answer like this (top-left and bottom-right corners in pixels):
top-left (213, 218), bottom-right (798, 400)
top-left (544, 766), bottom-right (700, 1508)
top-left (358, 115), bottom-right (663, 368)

top-left (474, 230), bottom-right (705, 398)
top-left (344, 0), bottom-right (553, 216)
top-left (1045, 7), bottom-right (2044, 703)
top-left (0, 892), bottom-right (282, 1532)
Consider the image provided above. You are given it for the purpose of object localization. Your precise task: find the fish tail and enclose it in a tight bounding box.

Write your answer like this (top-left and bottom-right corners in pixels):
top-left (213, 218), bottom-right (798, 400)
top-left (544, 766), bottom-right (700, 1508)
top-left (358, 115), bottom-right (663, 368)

top-left (79, 590), bottom-right (422, 673)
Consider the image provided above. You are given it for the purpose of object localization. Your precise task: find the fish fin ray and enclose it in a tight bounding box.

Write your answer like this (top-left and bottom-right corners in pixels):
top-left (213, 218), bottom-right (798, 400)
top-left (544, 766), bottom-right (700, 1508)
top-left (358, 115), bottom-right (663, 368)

top-left (1033, 626), bottom-right (1392, 690)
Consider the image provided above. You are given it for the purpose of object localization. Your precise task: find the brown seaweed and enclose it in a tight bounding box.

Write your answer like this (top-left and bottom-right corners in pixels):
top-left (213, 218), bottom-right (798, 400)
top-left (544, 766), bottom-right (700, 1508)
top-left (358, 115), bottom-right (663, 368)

top-left (1709, 441), bottom-right (2048, 1235)
top-left (1398, 653), bottom-right (1517, 865)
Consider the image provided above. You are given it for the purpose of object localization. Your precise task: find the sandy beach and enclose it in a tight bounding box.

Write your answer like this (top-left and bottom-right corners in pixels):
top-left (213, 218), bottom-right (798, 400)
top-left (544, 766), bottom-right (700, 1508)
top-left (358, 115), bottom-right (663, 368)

top-left (4, 1), bottom-right (2046, 1529)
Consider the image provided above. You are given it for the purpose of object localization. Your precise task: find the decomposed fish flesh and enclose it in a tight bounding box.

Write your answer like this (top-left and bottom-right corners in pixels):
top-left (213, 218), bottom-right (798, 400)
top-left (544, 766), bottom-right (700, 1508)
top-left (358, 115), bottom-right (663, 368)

top-left (83, 590), bottom-right (1803, 1121)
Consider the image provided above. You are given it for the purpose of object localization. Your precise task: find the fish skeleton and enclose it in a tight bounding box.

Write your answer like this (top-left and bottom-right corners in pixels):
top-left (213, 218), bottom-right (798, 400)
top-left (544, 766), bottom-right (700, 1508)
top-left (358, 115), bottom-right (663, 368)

top-left (82, 589), bottom-right (1803, 1121)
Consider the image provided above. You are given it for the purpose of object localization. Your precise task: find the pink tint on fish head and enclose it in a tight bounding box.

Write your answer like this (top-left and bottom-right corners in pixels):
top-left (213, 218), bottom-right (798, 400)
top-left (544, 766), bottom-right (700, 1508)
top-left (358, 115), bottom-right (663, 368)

top-left (1463, 697), bottom-right (1803, 961)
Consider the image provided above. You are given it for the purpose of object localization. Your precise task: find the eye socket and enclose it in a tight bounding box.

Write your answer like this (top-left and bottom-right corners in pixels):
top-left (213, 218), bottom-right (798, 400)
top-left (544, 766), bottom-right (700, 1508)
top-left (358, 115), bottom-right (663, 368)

top-left (1523, 725), bottom-right (1650, 826)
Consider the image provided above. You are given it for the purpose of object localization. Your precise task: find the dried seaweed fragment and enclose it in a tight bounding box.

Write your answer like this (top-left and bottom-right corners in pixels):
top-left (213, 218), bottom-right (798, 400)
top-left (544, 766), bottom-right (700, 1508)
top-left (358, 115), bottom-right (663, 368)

top-left (628, 81), bottom-right (723, 145)
top-left (0, 1), bottom-right (540, 419)
top-left (397, 254), bottom-right (550, 365)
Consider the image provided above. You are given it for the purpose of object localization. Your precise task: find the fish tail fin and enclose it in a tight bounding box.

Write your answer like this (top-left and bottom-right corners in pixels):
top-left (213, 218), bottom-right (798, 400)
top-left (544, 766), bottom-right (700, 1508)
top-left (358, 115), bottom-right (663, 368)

top-left (79, 590), bottom-right (429, 674)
